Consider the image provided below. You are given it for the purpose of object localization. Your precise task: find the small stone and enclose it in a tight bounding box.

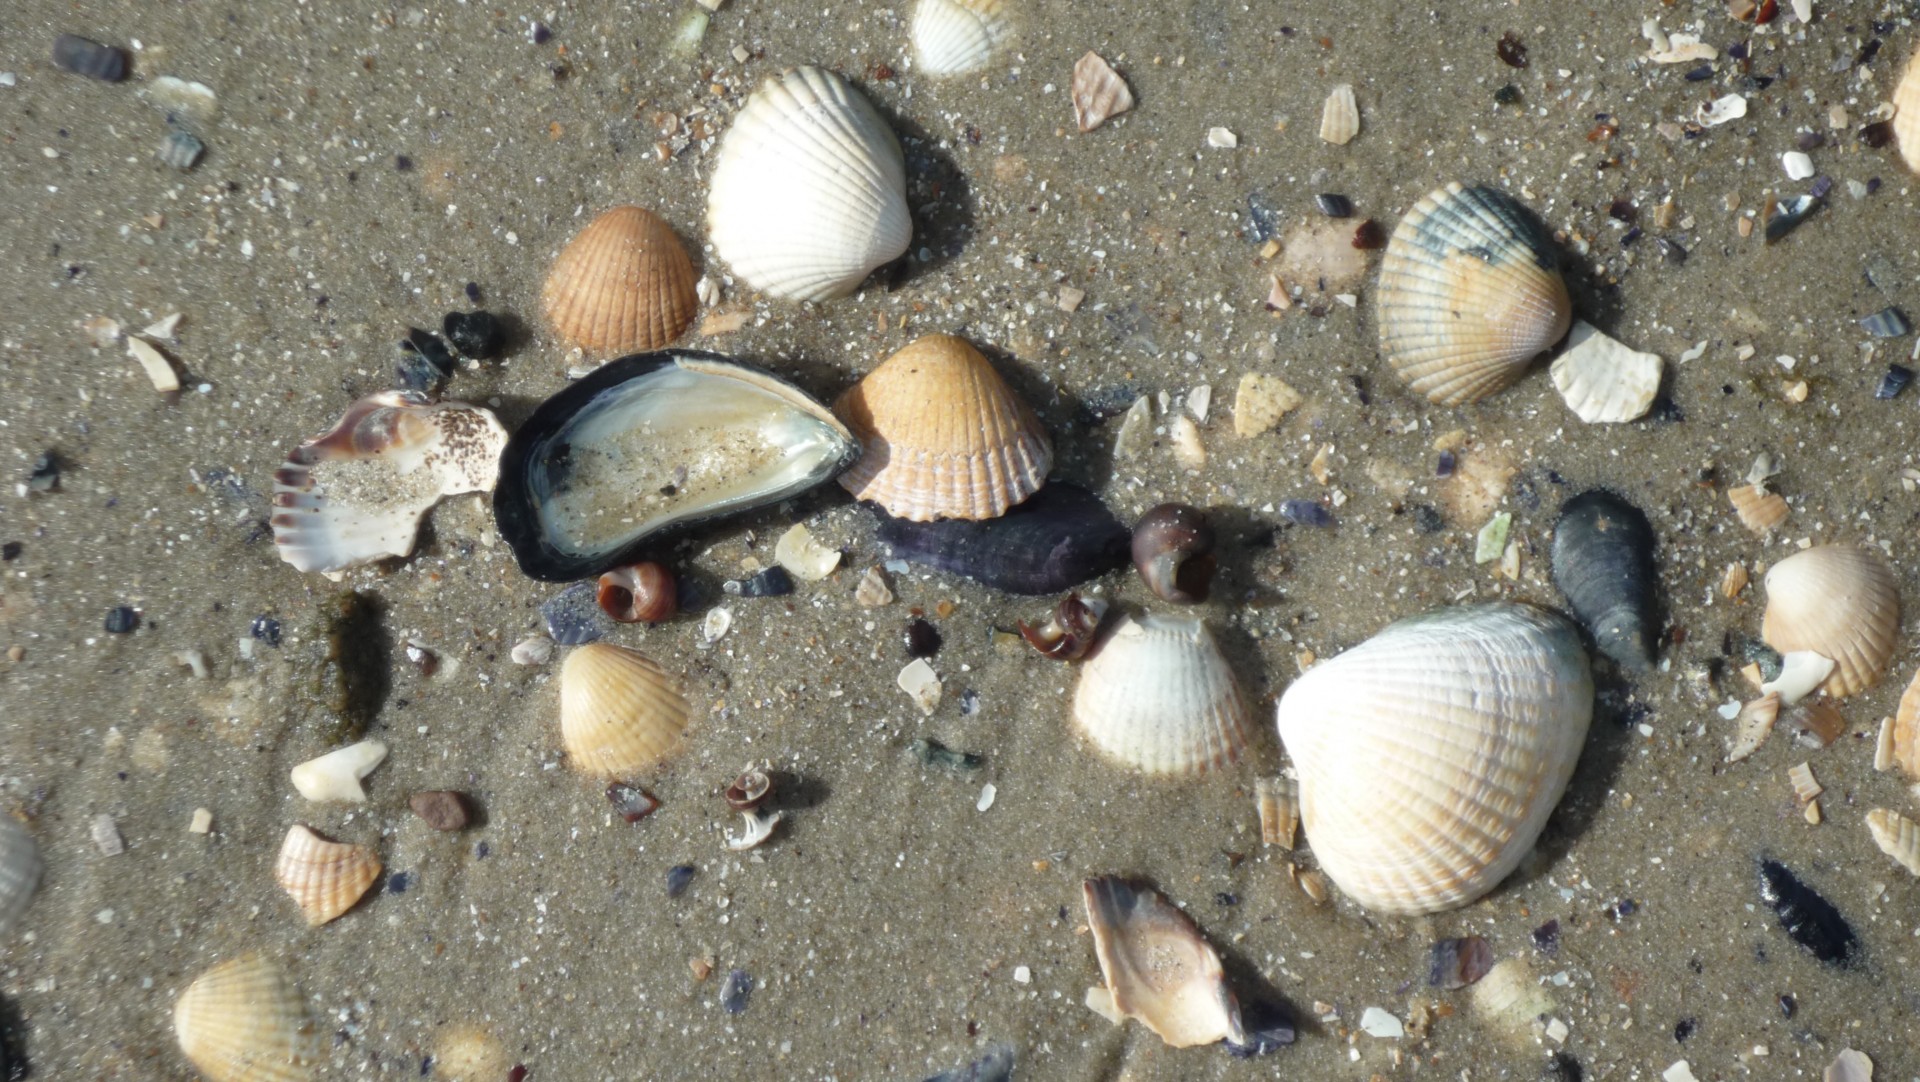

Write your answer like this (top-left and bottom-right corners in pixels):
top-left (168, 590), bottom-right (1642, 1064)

top-left (90, 813), bottom-right (124, 856)
top-left (249, 615), bottom-right (282, 646)
top-left (666, 864), bottom-right (697, 898)
top-left (51, 34), bottom-right (127, 82)
top-left (409, 791), bottom-right (472, 831)
top-left (104, 606), bottom-right (139, 634)
top-left (976, 782), bottom-right (997, 812)
top-left (188, 807), bottom-right (213, 834)
top-left (774, 523), bottom-right (841, 582)
top-left (898, 658), bottom-right (941, 715)
top-left (854, 566), bottom-right (894, 607)
top-left (1475, 512), bottom-right (1512, 564)
top-left (1781, 151), bottom-right (1815, 180)
top-left (27, 452), bottom-right (59, 493)
top-left (720, 968), bottom-right (753, 1014)
top-left (1057, 286), bottom-right (1087, 312)
top-left (904, 618), bottom-right (942, 658)
top-left (157, 130), bottom-right (204, 171)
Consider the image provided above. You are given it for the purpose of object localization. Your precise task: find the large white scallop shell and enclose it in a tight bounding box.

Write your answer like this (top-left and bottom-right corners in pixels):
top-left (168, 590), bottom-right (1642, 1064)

top-left (707, 66), bottom-right (912, 302)
top-left (1275, 602), bottom-right (1593, 915)
top-left (1761, 544), bottom-right (1900, 699)
top-left (911, 0), bottom-right (1011, 77)
top-left (1070, 613), bottom-right (1252, 775)
top-left (173, 954), bottom-right (322, 1081)
top-left (0, 816), bottom-right (41, 937)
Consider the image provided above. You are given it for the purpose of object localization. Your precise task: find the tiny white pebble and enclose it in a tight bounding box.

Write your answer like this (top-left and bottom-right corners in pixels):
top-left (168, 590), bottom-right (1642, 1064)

top-left (1013, 965), bottom-right (1031, 984)
top-left (1781, 151), bottom-right (1814, 180)
top-left (976, 783), bottom-right (997, 812)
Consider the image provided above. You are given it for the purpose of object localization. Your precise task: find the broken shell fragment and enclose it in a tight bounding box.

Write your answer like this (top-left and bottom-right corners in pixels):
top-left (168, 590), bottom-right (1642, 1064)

top-left (1728, 483), bottom-right (1789, 534)
top-left (541, 205), bottom-right (698, 354)
top-left (272, 393), bottom-right (508, 574)
top-left (1070, 613), bottom-right (1252, 775)
top-left (707, 66), bottom-right (911, 302)
top-left (833, 334), bottom-right (1052, 522)
top-left (1550, 490), bottom-right (1659, 672)
top-left (1018, 592), bottom-right (1108, 660)
top-left (127, 337), bottom-right (181, 393)
top-left (173, 954), bottom-right (322, 1082)
top-left (1761, 650), bottom-right (1836, 705)
top-left (1866, 808), bottom-right (1920, 877)
top-left (1131, 503), bottom-right (1217, 604)
top-left (596, 562), bottom-right (677, 624)
top-left (289, 740), bottom-right (388, 803)
top-left (1276, 602), bottom-right (1593, 914)
top-left (559, 643), bottom-right (689, 777)
top-left (1761, 544), bottom-right (1900, 698)
top-left (1071, 52), bottom-right (1133, 132)
top-left (1726, 692), bottom-right (1781, 763)
top-left (0, 816), bottom-right (42, 938)
top-left (274, 825), bottom-right (381, 926)
top-left (1469, 957), bottom-right (1554, 1048)
top-left (493, 351), bottom-right (858, 581)
top-left (1081, 876), bottom-right (1245, 1048)
top-left (1895, 49), bottom-right (1920, 175)
top-left (1254, 776), bottom-right (1298, 849)
top-left (1890, 669), bottom-right (1920, 778)
top-left (1376, 183), bottom-right (1572, 406)
top-left (1548, 321), bottom-right (1663, 423)
top-left (911, 0), bottom-right (1011, 77)
top-left (773, 522), bottom-right (841, 581)
top-left (1319, 84), bottom-right (1360, 145)
top-left (1232, 372), bottom-right (1303, 437)
top-left (875, 482), bottom-right (1129, 595)
top-left (725, 809), bottom-right (784, 851)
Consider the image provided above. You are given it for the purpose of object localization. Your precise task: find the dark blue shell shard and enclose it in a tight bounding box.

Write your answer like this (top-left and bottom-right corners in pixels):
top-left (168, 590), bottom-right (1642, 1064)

top-left (51, 34), bottom-right (126, 82)
top-left (922, 1042), bottom-right (1015, 1082)
top-left (1550, 490), bottom-right (1658, 672)
top-left (1224, 998), bottom-right (1296, 1057)
top-left (873, 483), bottom-right (1129, 596)
top-left (1758, 859), bottom-right (1858, 966)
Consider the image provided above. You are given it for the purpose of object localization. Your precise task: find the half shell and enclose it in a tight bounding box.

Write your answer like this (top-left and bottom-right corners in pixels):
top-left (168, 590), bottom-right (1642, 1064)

top-left (493, 351), bottom-right (858, 581)
top-left (173, 954), bottom-right (322, 1082)
top-left (541, 205), bottom-right (698, 354)
top-left (911, 0), bottom-right (1011, 77)
top-left (1895, 48), bottom-right (1920, 176)
top-left (0, 816), bottom-right (40, 937)
top-left (559, 643), bottom-right (689, 777)
top-left (1548, 321), bottom-right (1662, 424)
top-left (1082, 877), bottom-right (1245, 1048)
top-left (834, 334), bottom-right (1051, 521)
top-left (707, 66), bottom-right (911, 302)
top-left (1376, 182), bottom-right (1572, 406)
top-left (1761, 544), bottom-right (1900, 698)
top-left (1275, 602), bottom-right (1593, 915)
top-left (1070, 613), bottom-right (1252, 775)
top-left (1550, 489), bottom-right (1658, 672)
top-left (274, 825), bottom-right (381, 926)
top-left (272, 392), bottom-right (507, 574)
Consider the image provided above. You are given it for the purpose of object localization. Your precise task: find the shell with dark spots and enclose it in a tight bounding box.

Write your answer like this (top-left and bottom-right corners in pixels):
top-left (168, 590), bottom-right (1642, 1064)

top-left (873, 483), bottom-right (1130, 595)
top-left (1550, 490), bottom-right (1658, 672)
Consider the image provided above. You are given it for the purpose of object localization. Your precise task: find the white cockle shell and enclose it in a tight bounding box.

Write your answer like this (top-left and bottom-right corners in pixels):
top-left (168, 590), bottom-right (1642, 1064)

top-left (911, 0), bottom-right (1011, 77)
top-left (1070, 613), bottom-right (1252, 775)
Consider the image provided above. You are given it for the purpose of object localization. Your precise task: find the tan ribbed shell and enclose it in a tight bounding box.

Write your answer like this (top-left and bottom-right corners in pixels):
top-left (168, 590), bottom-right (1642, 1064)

top-left (273, 825), bottom-right (380, 927)
top-left (558, 644), bottom-right (690, 777)
top-left (541, 205), bottom-right (697, 353)
top-left (1762, 544), bottom-right (1901, 699)
top-left (173, 954), bottom-right (321, 1082)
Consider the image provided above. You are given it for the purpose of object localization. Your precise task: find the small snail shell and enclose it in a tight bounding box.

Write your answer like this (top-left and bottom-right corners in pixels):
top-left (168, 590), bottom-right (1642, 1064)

top-left (596, 562), bottom-right (677, 624)
top-left (724, 767), bottom-right (774, 810)
top-left (1131, 503), bottom-right (1216, 604)
top-left (1019, 593), bottom-right (1108, 660)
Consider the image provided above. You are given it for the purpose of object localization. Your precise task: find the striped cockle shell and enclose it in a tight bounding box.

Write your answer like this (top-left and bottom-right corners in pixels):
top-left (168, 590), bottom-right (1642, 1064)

top-left (0, 815), bottom-right (41, 938)
top-left (911, 0), bottom-right (1011, 77)
top-left (173, 954), bottom-right (322, 1082)
top-left (833, 334), bottom-right (1052, 521)
top-left (541, 205), bottom-right (698, 354)
top-left (559, 643), bottom-right (690, 777)
top-left (274, 825), bottom-right (381, 926)
top-left (1761, 544), bottom-right (1900, 698)
top-left (1276, 602), bottom-right (1593, 915)
top-left (1376, 182), bottom-right (1573, 406)
top-left (1895, 48), bottom-right (1920, 175)
top-left (1081, 876), bottom-right (1245, 1048)
top-left (706, 66), bottom-right (912, 302)
top-left (1070, 613), bottom-right (1252, 775)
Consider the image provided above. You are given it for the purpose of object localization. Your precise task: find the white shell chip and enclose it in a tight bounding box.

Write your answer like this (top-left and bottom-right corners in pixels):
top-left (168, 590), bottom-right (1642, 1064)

top-left (1548, 320), bottom-right (1663, 424)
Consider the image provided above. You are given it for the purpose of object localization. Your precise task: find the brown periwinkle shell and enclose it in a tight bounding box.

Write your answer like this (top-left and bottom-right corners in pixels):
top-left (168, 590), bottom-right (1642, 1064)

top-left (724, 767), bottom-right (773, 810)
top-left (1019, 593), bottom-right (1108, 660)
top-left (1131, 503), bottom-right (1216, 604)
top-left (597, 562), bottom-right (677, 624)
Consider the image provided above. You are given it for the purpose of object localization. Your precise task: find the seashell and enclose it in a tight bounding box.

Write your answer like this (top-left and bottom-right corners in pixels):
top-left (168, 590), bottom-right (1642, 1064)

top-left (173, 954), bottom-right (322, 1081)
top-left (274, 824), bottom-right (381, 926)
top-left (706, 66), bottom-right (911, 302)
top-left (1319, 84), bottom-right (1360, 145)
top-left (272, 392), bottom-right (508, 574)
top-left (1762, 650), bottom-right (1835, 705)
top-left (158, 130), bottom-right (205, 171)
top-left (1728, 482), bottom-right (1788, 534)
top-left (1428, 935), bottom-right (1495, 990)
top-left (541, 205), bottom-right (698, 354)
top-left (1469, 957), bottom-right (1554, 1048)
top-left (432, 1023), bottom-right (510, 1082)
top-left (1786, 761), bottom-right (1822, 804)
top-left (1726, 691), bottom-right (1781, 763)
top-left (1758, 858), bottom-right (1857, 966)
top-left (1550, 490), bottom-right (1659, 672)
top-left (1070, 613), bottom-right (1252, 775)
top-left (596, 562), bottom-right (677, 624)
top-left (0, 816), bottom-right (42, 938)
top-left (911, 0), bottom-right (1011, 77)
top-left (1275, 602), bottom-right (1593, 914)
top-left (1376, 183), bottom-right (1572, 406)
top-left (51, 34), bottom-right (127, 82)
top-left (493, 351), bottom-right (859, 581)
top-left (833, 334), bottom-right (1052, 522)
top-left (773, 522), bottom-right (841, 581)
top-left (1889, 669), bottom-right (1920, 778)
top-left (725, 809), bottom-right (784, 851)
top-left (559, 643), bottom-right (689, 777)
top-left (1081, 877), bottom-right (1245, 1048)
top-left (1232, 372), bottom-right (1303, 437)
top-left (1548, 321), bottom-right (1662, 423)
top-left (1018, 592), bottom-right (1107, 660)
top-left (874, 482), bottom-right (1129, 595)
top-left (1070, 52), bottom-right (1133, 132)
top-left (1132, 503), bottom-right (1216, 603)
top-left (289, 739), bottom-right (387, 803)
top-left (1761, 544), bottom-right (1900, 698)
top-left (1866, 808), bottom-right (1920, 877)
top-left (1254, 776), bottom-right (1297, 849)
top-left (1826, 1049), bottom-right (1874, 1082)
top-left (724, 767), bottom-right (773, 810)
top-left (1895, 48), bottom-right (1920, 176)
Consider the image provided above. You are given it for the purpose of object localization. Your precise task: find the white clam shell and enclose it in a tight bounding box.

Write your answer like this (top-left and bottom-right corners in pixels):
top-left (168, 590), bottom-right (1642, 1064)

top-left (1070, 613), bottom-right (1252, 775)
top-left (707, 66), bottom-right (912, 302)
top-left (1761, 544), bottom-right (1901, 699)
top-left (1548, 320), bottom-right (1663, 424)
top-left (910, 0), bottom-right (1010, 77)
top-left (0, 816), bottom-right (42, 938)
top-left (1276, 602), bottom-right (1593, 915)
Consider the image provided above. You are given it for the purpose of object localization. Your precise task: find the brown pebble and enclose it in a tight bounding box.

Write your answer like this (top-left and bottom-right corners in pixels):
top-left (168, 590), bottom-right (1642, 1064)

top-left (408, 790), bottom-right (472, 831)
top-left (6, 645), bottom-right (21, 662)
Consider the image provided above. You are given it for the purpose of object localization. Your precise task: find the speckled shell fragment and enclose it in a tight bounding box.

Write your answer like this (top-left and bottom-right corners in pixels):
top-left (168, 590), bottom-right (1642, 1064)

top-left (274, 825), bottom-right (381, 926)
top-left (541, 205), bottom-right (698, 354)
top-left (833, 334), bottom-right (1051, 521)
top-left (707, 66), bottom-right (911, 302)
top-left (173, 954), bottom-right (321, 1082)
top-left (1070, 613), bottom-right (1252, 775)
top-left (559, 643), bottom-right (690, 777)
top-left (1761, 544), bottom-right (1900, 699)
top-left (1275, 602), bottom-right (1593, 914)
top-left (0, 816), bottom-right (41, 938)
top-left (1376, 182), bottom-right (1572, 406)
top-left (1081, 877), bottom-right (1245, 1048)
top-left (911, 0), bottom-right (1011, 77)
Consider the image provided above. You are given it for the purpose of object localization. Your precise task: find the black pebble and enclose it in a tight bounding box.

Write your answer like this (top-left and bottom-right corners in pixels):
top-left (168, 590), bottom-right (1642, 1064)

top-left (1778, 993), bottom-right (1796, 1018)
top-left (0, 543), bottom-right (19, 561)
top-left (104, 606), bottom-right (138, 634)
top-left (442, 310), bottom-right (504, 359)
top-left (905, 618), bottom-right (942, 658)
top-left (725, 566), bottom-right (793, 598)
top-left (464, 281), bottom-right (482, 304)
top-left (720, 968), bottom-right (753, 1014)
top-left (1544, 1051), bottom-right (1583, 1081)
top-left (1758, 859), bottom-right (1858, 966)
top-left (1673, 1017), bottom-right (1695, 1042)
top-left (51, 34), bottom-right (127, 82)
top-left (666, 864), bottom-right (696, 898)
top-left (250, 615), bottom-right (282, 646)
top-left (386, 871), bottom-right (411, 894)
top-left (1412, 504), bottom-right (1445, 534)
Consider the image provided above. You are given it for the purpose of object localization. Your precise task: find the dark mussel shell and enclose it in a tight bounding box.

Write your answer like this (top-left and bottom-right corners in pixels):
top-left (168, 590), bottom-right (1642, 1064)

top-left (494, 351), bottom-right (859, 581)
top-left (51, 34), bottom-right (127, 82)
top-left (873, 483), bottom-right (1130, 595)
top-left (1758, 858), bottom-right (1857, 966)
top-left (1550, 490), bottom-right (1658, 672)
top-left (1131, 503), bottom-right (1216, 603)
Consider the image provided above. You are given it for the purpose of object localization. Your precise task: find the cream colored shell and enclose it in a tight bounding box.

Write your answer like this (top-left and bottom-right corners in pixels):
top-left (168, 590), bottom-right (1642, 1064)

top-left (541, 205), bottom-right (698, 354)
top-left (1548, 320), bottom-right (1662, 424)
top-left (1895, 48), bottom-right (1920, 175)
top-left (911, 0), bottom-right (1011, 77)
top-left (274, 825), bottom-right (381, 926)
top-left (0, 815), bottom-right (40, 938)
top-left (1761, 544), bottom-right (1900, 699)
top-left (559, 643), bottom-right (690, 777)
top-left (1070, 52), bottom-right (1133, 132)
top-left (1275, 602), bottom-right (1593, 915)
top-left (173, 954), bottom-right (322, 1082)
top-left (833, 334), bottom-right (1052, 521)
top-left (1866, 808), bottom-right (1920, 877)
top-left (706, 66), bottom-right (911, 302)
top-left (1081, 876), bottom-right (1244, 1048)
top-left (1070, 613), bottom-right (1252, 775)
top-left (1319, 84), bottom-right (1359, 145)
top-left (1376, 182), bottom-right (1573, 406)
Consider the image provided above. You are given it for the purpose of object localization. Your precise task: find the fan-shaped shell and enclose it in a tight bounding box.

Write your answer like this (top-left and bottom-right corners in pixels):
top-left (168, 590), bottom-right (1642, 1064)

top-left (834, 334), bottom-right (1051, 521)
top-left (173, 954), bottom-right (322, 1082)
top-left (707, 66), bottom-right (911, 302)
top-left (1547, 321), bottom-right (1662, 424)
top-left (274, 825), bottom-right (381, 926)
top-left (1081, 877), bottom-right (1245, 1048)
top-left (1867, 808), bottom-right (1920, 877)
top-left (1070, 613), bottom-right (1252, 775)
top-left (1895, 49), bottom-right (1920, 175)
top-left (911, 0), bottom-right (1011, 77)
top-left (541, 205), bottom-right (697, 354)
top-left (1376, 182), bottom-right (1572, 406)
top-left (1761, 544), bottom-right (1900, 698)
top-left (0, 816), bottom-right (41, 938)
top-left (559, 643), bottom-right (689, 776)
top-left (1275, 602), bottom-right (1593, 915)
